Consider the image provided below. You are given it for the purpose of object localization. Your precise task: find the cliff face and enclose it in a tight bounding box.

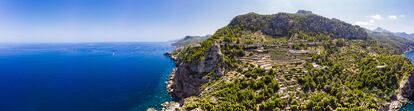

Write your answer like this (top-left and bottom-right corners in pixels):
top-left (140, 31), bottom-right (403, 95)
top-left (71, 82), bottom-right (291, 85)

top-left (169, 43), bottom-right (224, 100)
top-left (402, 72), bottom-right (414, 99)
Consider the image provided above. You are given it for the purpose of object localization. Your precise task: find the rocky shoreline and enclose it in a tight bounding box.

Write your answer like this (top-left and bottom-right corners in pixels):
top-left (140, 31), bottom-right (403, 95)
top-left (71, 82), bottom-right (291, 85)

top-left (163, 52), bottom-right (177, 60)
top-left (166, 68), bottom-right (176, 95)
top-left (163, 51), bottom-right (178, 100)
top-left (146, 52), bottom-right (179, 111)
top-left (163, 51), bottom-right (177, 96)
top-left (147, 101), bottom-right (180, 111)
top-left (157, 69), bottom-right (184, 111)
top-left (385, 74), bottom-right (412, 111)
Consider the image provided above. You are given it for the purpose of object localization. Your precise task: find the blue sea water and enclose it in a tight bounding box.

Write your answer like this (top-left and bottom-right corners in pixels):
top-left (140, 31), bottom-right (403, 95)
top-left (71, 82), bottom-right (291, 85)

top-left (401, 51), bottom-right (414, 111)
top-left (0, 43), bottom-right (175, 111)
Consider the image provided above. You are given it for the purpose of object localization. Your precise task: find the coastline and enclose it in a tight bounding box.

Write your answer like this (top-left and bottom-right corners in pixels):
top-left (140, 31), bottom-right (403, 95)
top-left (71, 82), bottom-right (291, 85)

top-left (404, 48), bottom-right (413, 54)
top-left (398, 49), bottom-right (414, 110)
top-left (163, 51), bottom-right (182, 111)
top-left (163, 51), bottom-right (178, 96)
top-left (148, 51), bottom-right (181, 111)
top-left (166, 68), bottom-right (176, 96)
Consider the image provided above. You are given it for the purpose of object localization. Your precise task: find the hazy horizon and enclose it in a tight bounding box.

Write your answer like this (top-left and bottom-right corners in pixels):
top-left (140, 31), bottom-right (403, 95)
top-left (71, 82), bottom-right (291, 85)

top-left (0, 0), bottom-right (413, 43)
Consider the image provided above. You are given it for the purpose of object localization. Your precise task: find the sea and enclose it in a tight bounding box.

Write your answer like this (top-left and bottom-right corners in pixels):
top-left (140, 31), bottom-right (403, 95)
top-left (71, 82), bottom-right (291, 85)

top-left (0, 42), bottom-right (175, 111)
top-left (2, 42), bottom-right (414, 111)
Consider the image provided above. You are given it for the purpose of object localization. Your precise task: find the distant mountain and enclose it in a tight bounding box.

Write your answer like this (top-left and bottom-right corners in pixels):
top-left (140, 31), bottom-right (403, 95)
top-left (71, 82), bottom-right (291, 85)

top-left (373, 27), bottom-right (414, 39)
top-left (373, 27), bottom-right (392, 33)
top-left (368, 31), bottom-right (414, 53)
top-left (369, 27), bottom-right (414, 53)
top-left (395, 32), bottom-right (414, 39)
top-left (171, 35), bottom-right (211, 47)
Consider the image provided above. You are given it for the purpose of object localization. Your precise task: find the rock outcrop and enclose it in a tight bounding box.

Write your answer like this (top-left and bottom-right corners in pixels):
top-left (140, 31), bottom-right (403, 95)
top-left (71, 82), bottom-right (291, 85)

top-left (161, 101), bottom-right (180, 111)
top-left (402, 72), bottom-right (414, 100)
top-left (168, 43), bottom-right (224, 100)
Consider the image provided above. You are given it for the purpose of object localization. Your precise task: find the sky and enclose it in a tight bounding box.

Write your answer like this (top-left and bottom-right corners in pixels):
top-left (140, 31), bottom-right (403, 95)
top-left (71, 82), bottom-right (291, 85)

top-left (0, 0), bottom-right (413, 42)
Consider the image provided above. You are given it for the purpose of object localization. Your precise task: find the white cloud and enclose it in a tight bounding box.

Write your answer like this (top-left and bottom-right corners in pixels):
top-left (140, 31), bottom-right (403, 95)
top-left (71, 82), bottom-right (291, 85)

top-left (355, 15), bottom-right (380, 26)
top-left (354, 14), bottom-right (383, 27)
top-left (261, 0), bottom-right (295, 13)
top-left (387, 14), bottom-right (405, 20)
top-left (369, 14), bottom-right (383, 20)
top-left (356, 14), bottom-right (382, 26)
top-left (355, 13), bottom-right (408, 31)
top-left (388, 15), bottom-right (398, 20)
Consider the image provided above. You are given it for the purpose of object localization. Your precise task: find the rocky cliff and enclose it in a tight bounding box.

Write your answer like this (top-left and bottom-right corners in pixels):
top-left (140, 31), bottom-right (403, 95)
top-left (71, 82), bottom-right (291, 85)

top-left (168, 43), bottom-right (224, 100)
top-left (402, 72), bottom-right (414, 100)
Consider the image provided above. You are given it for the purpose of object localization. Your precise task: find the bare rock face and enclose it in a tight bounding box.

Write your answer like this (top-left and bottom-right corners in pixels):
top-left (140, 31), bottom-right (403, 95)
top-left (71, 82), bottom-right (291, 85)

top-left (401, 72), bottom-right (414, 99)
top-left (169, 43), bottom-right (224, 100)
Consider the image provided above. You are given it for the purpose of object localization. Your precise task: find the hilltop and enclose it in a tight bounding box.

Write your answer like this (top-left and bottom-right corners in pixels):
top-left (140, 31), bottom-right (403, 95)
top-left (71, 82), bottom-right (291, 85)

top-left (164, 10), bottom-right (414, 111)
top-left (229, 10), bottom-right (367, 40)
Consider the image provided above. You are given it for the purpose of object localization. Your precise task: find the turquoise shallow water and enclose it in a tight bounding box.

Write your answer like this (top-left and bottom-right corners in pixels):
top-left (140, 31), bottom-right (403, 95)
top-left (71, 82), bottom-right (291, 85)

top-left (401, 103), bottom-right (414, 111)
top-left (0, 43), bottom-right (175, 111)
top-left (401, 51), bottom-right (414, 111)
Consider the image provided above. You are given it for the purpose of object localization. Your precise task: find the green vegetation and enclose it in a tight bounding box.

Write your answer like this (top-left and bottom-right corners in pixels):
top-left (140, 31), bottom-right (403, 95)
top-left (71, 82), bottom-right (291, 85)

top-left (183, 67), bottom-right (284, 111)
top-left (299, 44), bottom-right (414, 110)
top-left (229, 11), bottom-right (367, 40)
top-left (171, 11), bottom-right (414, 111)
top-left (175, 26), bottom-right (243, 62)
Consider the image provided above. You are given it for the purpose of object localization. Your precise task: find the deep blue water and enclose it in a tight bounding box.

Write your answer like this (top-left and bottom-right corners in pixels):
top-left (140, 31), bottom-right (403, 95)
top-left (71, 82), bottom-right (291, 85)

top-left (0, 43), bottom-right (175, 111)
top-left (401, 51), bottom-right (414, 111)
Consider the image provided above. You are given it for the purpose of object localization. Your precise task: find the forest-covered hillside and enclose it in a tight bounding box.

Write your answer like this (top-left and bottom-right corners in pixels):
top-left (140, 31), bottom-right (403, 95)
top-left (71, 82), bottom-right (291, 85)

top-left (166, 10), bottom-right (414, 111)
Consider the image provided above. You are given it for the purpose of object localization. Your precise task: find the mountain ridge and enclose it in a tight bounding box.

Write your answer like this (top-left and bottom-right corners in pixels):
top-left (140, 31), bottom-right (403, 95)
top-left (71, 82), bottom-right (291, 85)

top-left (229, 10), bottom-right (368, 40)
top-left (373, 27), bottom-right (414, 39)
top-left (373, 27), bottom-right (392, 33)
top-left (171, 35), bottom-right (211, 47)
